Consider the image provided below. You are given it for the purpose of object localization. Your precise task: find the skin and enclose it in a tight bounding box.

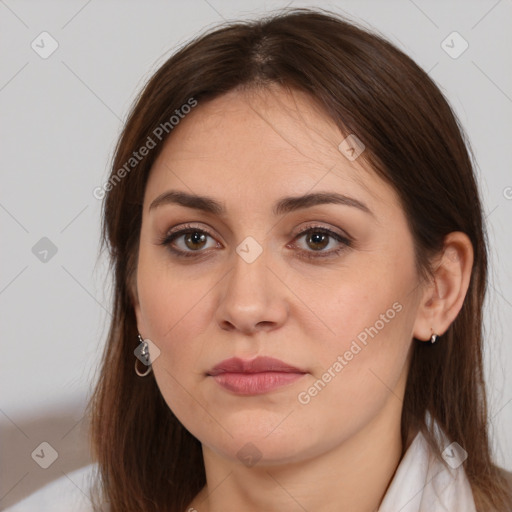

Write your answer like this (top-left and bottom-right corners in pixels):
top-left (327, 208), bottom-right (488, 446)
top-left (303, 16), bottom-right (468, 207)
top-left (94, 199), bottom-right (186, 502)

top-left (133, 86), bottom-right (474, 512)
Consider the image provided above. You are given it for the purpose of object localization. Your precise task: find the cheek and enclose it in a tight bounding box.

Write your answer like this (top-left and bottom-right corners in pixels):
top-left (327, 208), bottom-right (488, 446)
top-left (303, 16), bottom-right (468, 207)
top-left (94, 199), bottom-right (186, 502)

top-left (289, 289), bottom-right (414, 453)
top-left (137, 243), bottom-right (209, 336)
top-left (294, 259), bottom-right (412, 356)
top-left (306, 291), bottom-right (411, 399)
top-left (297, 250), bottom-right (416, 402)
top-left (136, 250), bottom-right (219, 384)
top-left (137, 260), bottom-right (216, 424)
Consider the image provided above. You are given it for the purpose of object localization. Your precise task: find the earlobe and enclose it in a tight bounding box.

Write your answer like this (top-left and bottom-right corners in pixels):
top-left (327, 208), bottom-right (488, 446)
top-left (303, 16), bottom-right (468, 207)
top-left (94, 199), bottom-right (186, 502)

top-left (413, 232), bottom-right (474, 342)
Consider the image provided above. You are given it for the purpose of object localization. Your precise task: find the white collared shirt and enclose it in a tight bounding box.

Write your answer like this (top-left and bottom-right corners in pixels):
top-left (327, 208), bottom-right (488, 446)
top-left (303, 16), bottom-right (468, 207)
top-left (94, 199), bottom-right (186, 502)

top-left (378, 428), bottom-right (476, 511)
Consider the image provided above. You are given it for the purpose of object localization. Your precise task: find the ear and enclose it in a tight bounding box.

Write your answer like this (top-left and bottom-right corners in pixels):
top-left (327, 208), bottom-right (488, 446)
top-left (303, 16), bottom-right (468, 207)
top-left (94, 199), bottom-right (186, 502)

top-left (412, 232), bottom-right (474, 341)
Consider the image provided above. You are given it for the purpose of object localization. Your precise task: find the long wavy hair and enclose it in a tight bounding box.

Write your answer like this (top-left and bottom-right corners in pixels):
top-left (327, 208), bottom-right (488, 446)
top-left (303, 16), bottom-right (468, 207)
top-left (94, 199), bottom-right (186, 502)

top-left (86, 8), bottom-right (512, 511)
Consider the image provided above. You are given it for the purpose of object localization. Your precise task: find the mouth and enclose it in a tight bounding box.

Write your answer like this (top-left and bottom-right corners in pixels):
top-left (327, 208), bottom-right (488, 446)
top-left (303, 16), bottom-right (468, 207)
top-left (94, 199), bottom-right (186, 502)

top-left (207, 356), bottom-right (307, 395)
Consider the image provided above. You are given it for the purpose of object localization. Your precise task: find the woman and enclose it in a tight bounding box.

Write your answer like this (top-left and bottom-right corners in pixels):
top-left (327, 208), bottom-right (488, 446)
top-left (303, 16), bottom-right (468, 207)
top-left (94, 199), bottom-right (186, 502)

top-left (85, 7), bottom-right (512, 512)
top-left (66, 7), bottom-right (512, 512)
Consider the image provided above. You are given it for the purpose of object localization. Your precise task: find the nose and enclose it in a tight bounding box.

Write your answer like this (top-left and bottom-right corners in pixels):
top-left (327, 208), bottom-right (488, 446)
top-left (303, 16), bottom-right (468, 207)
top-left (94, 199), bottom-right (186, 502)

top-left (215, 246), bottom-right (289, 335)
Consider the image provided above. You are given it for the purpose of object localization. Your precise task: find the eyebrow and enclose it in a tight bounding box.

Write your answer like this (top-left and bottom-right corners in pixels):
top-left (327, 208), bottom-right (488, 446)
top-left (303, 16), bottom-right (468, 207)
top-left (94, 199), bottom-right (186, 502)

top-left (149, 190), bottom-right (373, 217)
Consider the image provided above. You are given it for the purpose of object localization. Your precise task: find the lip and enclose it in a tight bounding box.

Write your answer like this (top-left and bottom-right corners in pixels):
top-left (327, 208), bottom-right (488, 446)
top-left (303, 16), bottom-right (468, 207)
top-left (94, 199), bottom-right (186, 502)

top-left (208, 356), bottom-right (306, 375)
top-left (207, 356), bottom-right (307, 395)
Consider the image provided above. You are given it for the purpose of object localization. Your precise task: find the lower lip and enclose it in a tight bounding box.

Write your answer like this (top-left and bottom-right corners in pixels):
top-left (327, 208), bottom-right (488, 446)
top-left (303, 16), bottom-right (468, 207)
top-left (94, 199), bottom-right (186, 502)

top-left (210, 371), bottom-right (306, 395)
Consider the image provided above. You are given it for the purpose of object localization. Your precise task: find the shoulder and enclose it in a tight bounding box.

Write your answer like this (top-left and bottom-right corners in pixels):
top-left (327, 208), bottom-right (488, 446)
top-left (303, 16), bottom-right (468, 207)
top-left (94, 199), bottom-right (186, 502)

top-left (3, 463), bottom-right (101, 512)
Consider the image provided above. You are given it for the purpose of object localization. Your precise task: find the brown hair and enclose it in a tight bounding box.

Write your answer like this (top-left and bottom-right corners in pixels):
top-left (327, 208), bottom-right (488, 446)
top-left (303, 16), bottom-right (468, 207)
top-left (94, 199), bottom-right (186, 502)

top-left (87, 8), bottom-right (512, 511)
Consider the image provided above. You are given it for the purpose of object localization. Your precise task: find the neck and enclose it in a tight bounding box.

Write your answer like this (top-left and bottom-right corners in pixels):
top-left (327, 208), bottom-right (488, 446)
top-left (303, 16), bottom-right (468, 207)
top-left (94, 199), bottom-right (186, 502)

top-left (188, 397), bottom-right (404, 512)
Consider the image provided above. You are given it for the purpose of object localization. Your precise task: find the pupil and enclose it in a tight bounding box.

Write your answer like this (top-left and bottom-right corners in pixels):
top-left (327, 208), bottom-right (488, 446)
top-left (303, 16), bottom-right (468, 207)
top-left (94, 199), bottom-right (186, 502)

top-left (187, 232), bottom-right (206, 249)
top-left (309, 232), bottom-right (327, 250)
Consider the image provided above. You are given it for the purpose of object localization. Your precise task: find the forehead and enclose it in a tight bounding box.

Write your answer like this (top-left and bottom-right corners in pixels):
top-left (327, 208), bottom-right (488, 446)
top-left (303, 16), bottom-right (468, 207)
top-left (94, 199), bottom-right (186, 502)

top-left (145, 86), bottom-right (399, 216)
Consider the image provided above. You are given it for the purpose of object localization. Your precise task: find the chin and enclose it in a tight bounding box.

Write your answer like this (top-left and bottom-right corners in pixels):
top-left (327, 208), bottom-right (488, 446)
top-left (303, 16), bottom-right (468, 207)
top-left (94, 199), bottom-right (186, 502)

top-left (208, 436), bottom-right (310, 468)
top-left (197, 421), bottom-right (330, 469)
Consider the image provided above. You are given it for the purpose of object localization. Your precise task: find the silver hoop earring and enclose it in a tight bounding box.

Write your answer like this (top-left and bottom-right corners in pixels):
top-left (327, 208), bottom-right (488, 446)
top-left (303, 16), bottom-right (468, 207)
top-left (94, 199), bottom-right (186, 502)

top-left (430, 330), bottom-right (439, 344)
top-left (135, 334), bottom-right (152, 377)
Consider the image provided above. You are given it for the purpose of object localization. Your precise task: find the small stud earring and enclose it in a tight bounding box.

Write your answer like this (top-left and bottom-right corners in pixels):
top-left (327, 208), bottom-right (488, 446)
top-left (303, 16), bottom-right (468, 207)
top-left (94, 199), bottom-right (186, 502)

top-left (430, 329), bottom-right (439, 344)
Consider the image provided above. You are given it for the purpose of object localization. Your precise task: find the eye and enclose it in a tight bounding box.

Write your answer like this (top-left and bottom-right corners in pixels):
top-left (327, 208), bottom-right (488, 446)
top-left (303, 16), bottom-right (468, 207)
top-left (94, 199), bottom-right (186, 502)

top-left (158, 223), bottom-right (219, 258)
top-left (290, 225), bottom-right (352, 260)
top-left (158, 223), bottom-right (352, 260)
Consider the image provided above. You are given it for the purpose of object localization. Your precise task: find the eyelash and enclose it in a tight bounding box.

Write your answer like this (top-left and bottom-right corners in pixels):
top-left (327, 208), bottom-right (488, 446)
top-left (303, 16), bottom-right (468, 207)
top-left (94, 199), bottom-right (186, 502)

top-left (157, 223), bottom-right (352, 261)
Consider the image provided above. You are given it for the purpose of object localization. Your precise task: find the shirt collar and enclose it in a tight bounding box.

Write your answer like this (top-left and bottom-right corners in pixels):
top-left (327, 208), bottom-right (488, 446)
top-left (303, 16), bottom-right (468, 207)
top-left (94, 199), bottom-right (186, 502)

top-left (378, 426), bottom-right (476, 512)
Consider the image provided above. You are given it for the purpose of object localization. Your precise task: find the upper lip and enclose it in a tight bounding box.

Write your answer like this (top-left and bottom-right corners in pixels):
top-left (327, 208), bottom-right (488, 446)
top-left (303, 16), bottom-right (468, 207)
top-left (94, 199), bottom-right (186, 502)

top-left (208, 356), bottom-right (306, 376)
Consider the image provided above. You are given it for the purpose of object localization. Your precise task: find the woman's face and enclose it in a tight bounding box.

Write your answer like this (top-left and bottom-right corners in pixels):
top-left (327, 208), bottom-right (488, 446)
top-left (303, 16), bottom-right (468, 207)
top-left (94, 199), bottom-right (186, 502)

top-left (134, 86), bottom-right (425, 465)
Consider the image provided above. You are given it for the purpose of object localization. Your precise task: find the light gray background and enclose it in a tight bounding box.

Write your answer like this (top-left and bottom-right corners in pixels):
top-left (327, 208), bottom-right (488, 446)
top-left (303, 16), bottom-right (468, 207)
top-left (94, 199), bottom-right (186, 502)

top-left (1, 0), bottom-right (511, 508)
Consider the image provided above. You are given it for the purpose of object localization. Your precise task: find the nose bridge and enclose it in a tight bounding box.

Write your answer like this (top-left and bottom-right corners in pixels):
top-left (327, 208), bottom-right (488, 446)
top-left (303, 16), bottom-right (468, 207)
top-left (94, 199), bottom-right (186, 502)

top-left (228, 236), bottom-right (272, 305)
top-left (216, 235), bottom-right (288, 332)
